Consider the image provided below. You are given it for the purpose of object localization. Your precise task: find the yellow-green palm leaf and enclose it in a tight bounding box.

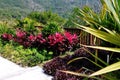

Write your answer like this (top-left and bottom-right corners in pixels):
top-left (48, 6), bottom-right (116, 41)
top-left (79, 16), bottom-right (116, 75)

top-left (90, 61), bottom-right (120, 77)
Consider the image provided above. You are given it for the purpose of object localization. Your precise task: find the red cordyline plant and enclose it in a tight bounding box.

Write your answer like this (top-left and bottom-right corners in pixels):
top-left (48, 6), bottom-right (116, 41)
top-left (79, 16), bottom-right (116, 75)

top-left (1, 33), bottom-right (13, 41)
top-left (14, 29), bottom-right (29, 47)
top-left (36, 34), bottom-right (46, 44)
top-left (28, 34), bottom-right (36, 42)
top-left (64, 31), bottom-right (78, 45)
top-left (28, 33), bottom-right (46, 49)
top-left (1, 30), bottom-right (79, 56)
top-left (48, 32), bottom-right (64, 46)
top-left (16, 29), bottom-right (27, 39)
top-left (47, 32), bottom-right (79, 56)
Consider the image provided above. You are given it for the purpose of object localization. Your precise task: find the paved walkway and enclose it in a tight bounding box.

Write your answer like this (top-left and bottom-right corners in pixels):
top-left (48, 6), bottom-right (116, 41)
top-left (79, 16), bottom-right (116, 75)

top-left (0, 56), bottom-right (52, 80)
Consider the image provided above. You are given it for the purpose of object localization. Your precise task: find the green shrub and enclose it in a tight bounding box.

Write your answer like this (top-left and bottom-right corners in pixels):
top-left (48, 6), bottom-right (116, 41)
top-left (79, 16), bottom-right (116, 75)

top-left (0, 23), bottom-right (14, 35)
top-left (42, 22), bottom-right (64, 37)
top-left (15, 46), bottom-right (46, 66)
top-left (16, 18), bottom-right (41, 34)
top-left (28, 11), bottom-right (66, 26)
top-left (0, 42), bottom-right (53, 66)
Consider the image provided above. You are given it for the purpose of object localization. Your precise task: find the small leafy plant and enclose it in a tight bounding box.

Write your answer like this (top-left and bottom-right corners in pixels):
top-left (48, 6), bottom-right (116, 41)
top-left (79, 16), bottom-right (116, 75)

top-left (42, 22), bottom-right (64, 37)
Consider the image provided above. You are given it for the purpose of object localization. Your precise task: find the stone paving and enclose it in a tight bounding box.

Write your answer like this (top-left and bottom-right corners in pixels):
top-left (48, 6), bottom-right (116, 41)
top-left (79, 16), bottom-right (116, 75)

top-left (0, 56), bottom-right (52, 80)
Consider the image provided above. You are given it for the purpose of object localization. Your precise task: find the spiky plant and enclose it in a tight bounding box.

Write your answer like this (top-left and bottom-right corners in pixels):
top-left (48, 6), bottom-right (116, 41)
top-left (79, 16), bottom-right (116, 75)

top-left (62, 0), bottom-right (120, 80)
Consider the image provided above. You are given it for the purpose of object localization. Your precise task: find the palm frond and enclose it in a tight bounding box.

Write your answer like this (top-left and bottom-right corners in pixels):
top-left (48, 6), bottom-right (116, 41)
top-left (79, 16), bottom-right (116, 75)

top-left (76, 24), bottom-right (120, 46)
top-left (90, 61), bottom-right (120, 77)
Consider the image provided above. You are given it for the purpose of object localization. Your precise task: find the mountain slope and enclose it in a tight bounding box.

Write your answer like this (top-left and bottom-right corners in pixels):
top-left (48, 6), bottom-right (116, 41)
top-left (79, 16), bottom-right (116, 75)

top-left (0, 0), bottom-right (101, 19)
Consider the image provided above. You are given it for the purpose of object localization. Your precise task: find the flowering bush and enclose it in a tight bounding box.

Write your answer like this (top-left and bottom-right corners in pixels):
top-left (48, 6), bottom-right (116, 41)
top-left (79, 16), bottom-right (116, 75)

top-left (1, 33), bottom-right (13, 41)
top-left (1, 29), bottom-right (79, 56)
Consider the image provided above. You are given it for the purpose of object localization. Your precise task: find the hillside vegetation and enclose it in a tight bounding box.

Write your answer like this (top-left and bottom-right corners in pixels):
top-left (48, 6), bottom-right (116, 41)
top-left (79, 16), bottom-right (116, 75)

top-left (0, 0), bottom-right (101, 19)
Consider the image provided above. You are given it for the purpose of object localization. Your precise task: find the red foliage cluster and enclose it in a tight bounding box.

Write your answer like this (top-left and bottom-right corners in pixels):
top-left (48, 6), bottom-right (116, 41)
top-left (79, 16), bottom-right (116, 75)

top-left (48, 32), bottom-right (64, 46)
top-left (16, 29), bottom-right (27, 39)
top-left (1, 33), bottom-right (13, 41)
top-left (1, 30), bottom-right (79, 55)
top-left (43, 47), bottom-right (96, 80)
top-left (47, 32), bottom-right (79, 55)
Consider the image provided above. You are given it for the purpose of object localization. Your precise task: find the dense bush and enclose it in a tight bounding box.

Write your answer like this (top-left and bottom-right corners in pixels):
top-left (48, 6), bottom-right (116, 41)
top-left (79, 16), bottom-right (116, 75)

top-left (0, 23), bottom-right (14, 35)
top-left (16, 18), bottom-right (41, 34)
top-left (43, 57), bottom-right (67, 76)
top-left (1, 29), bottom-right (79, 56)
top-left (43, 47), bottom-right (100, 80)
top-left (42, 22), bottom-right (64, 37)
top-left (28, 11), bottom-right (66, 26)
top-left (12, 46), bottom-right (46, 66)
top-left (0, 40), bottom-right (51, 66)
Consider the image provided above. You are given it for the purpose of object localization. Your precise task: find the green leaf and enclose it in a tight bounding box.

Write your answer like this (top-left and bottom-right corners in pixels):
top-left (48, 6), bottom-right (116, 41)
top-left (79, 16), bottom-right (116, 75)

top-left (104, 0), bottom-right (120, 30)
top-left (60, 70), bottom-right (102, 80)
top-left (76, 24), bottom-right (120, 47)
top-left (89, 61), bottom-right (120, 77)
top-left (82, 45), bottom-right (120, 53)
